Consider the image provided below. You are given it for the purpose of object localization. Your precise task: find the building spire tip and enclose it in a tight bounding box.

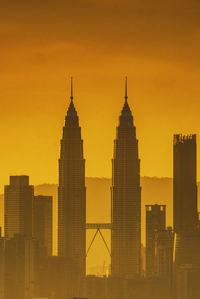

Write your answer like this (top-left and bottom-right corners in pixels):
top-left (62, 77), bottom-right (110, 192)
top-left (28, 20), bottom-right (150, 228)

top-left (125, 76), bottom-right (128, 102)
top-left (70, 77), bottom-right (73, 101)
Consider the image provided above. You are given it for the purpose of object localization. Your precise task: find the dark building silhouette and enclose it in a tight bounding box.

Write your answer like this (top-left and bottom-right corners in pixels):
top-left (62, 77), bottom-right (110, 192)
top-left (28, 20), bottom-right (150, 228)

top-left (111, 77), bottom-right (141, 278)
top-left (4, 176), bottom-right (33, 239)
top-left (58, 79), bottom-right (86, 277)
top-left (174, 230), bottom-right (200, 270)
top-left (0, 235), bottom-right (5, 299)
top-left (173, 135), bottom-right (200, 298)
top-left (155, 227), bottom-right (174, 280)
top-left (33, 195), bottom-right (53, 256)
top-left (36, 256), bottom-right (68, 299)
top-left (83, 275), bottom-right (171, 299)
top-left (173, 134), bottom-right (198, 233)
top-left (36, 256), bottom-right (84, 299)
top-left (3, 234), bottom-right (42, 299)
top-left (174, 230), bottom-right (200, 298)
top-left (146, 204), bottom-right (166, 277)
top-left (85, 275), bottom-right (108, 299)
top-left (176, 265), bottom-right (200, 299)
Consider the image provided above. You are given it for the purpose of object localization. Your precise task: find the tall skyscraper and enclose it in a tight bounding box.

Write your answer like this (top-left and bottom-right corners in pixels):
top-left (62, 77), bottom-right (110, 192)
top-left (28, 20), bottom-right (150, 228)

top-left (33, 195), bottom-right (53, 256)
top-left (4, 176), bottom-right (33, 239)
top-left (173, 134), bottom-right (198, 233)
top-left (111, 78), bottom-right (141, 278)
top-left (58, 79), bottom-right (86, 277)
top-left (146, 204), bottom-right (166, 277)
top-left (173, 135), bottom-right (200, 299)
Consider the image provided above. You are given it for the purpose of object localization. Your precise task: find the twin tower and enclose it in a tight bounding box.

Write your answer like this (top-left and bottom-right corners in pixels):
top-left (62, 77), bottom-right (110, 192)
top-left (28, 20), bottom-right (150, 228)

top-left (58, 78), bottom-right (141, 279)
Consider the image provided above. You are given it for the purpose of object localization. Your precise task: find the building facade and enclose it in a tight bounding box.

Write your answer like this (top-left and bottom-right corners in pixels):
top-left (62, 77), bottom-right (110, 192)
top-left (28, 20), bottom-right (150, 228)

top-left (3, 235), bottom-right (39, 299)
top-left (111, 78), bottom-right (141, 278)
top-left (155, 227), bottom-right (174, 279)
top-left (58, 80), bottom-right (86, 277)
top-left (174, 231), bottom-right (200, 299)
top-left (4, 176), bottom-right (33, 239)
top-left (176, 265), bottom-right (200, 299)
top-left (173, 134), bottom-right (198, 233)
top-left (0, 236), bottom-right (5, 299)
top-left (146, 204), bottom-right (166, 277)
top-left (33, 195), bottom-right (53, 256)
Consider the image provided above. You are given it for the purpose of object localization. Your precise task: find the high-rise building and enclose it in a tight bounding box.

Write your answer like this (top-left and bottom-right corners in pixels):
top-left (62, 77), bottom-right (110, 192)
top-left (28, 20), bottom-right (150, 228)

top-left (58, 79), bottom-right (86, 277)
top-left (111, 78), bottom-right (141, 278)
top-left (145, 204), bottom-right (166, 277)
top-left (173, 134), bottom-right (198, 233)
top-left (33, 195), bottom-right (53, 256)
top-left (173, 135), bottom-right (200, 298)
top-left (155, 227), bottom-right (174, 280)
top-left (3, 235), bottom-right (39, 299)
top-left (0, 235), bottom-right (5, 299)
top-left (4, 176), bottom-right (33, 239)
top-left (174, 231), bottom-right (200, 299)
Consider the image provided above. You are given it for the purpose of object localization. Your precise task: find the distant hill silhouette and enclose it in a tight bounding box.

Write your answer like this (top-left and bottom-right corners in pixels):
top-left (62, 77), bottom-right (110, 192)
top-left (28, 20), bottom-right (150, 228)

top-left (0, 176), bottom-right (198, 274)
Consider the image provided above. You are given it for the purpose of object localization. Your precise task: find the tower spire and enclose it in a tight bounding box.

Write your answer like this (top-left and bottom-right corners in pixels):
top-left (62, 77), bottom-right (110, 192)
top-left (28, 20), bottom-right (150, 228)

top-left (125, 76), bottom-right (128, 103)
top-left (70, 77), bottom-right (73, 101)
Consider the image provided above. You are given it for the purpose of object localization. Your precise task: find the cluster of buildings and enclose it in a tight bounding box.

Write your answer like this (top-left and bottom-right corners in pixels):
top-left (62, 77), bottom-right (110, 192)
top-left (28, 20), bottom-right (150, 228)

top-left (0, 78), bottom-right (200, 299)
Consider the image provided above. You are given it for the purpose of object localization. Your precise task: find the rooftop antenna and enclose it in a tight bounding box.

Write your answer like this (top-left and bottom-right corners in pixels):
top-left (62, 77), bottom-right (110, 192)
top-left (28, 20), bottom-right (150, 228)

top-left (70, 77), bottom-right (73, 101)
top-left (125, 76), bottom-right (128, 103)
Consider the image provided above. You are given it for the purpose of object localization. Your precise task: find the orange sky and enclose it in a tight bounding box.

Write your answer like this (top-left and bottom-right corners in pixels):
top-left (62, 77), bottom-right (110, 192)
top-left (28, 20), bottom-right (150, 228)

top-left (1, 0), bottom-right (200, 192)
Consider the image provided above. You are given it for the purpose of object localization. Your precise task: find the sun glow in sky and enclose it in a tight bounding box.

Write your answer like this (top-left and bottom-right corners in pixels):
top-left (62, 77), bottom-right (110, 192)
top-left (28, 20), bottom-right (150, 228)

top-left (1, 0), bottom-right (200, 192)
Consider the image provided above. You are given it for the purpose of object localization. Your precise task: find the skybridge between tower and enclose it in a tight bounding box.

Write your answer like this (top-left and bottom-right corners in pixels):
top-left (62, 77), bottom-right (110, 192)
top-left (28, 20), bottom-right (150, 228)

top-left (86, 223), bottom-right (112, 257)
top-left (86, 223), bottom-right (112, 230)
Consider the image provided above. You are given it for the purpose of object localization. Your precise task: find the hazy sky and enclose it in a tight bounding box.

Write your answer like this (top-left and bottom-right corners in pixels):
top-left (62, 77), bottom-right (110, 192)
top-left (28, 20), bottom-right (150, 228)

top-left (1, 0), bottom-right (200, 190)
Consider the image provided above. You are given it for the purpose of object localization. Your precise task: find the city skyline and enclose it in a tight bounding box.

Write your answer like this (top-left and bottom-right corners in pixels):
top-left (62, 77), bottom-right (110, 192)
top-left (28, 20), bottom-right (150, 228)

top-left (0, 78), bottom-right (200, 272)
top-left (0, 79), bottom-right (200, 298)
top-left (0, 77), bottom-right (200, 191)
top-left (1, 0), bottom-right (200, 189)
top-left (1, 1), bottom-right (200, 298)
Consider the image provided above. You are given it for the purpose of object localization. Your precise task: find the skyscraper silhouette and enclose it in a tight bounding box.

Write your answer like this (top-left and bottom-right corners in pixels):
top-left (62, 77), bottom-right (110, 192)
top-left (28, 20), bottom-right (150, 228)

top-left (173, 134), bottom-right (198, 233)
top-left (33, 195), bottom-right (53, 256)
top-left (58, 79), bottom-right (86, 277)
top-left (145, 204), bottom-right (166, 277)
top-left (155, 227), bottom-right (174, 277)
top-left (3, 234), bottom-right (43, 299)
top-left (4, 176), bottom-right (33, 239)
top-left (111, 78), bottom-right (141, 278)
